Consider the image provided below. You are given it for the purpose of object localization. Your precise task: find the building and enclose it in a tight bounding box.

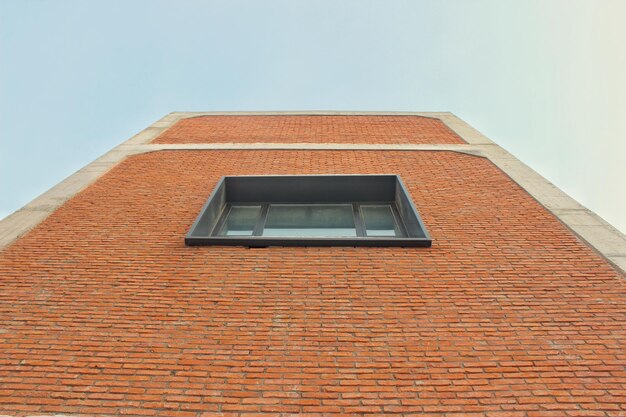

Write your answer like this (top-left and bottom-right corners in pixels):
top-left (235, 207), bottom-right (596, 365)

top-left (0, 112), bottom-right (625, 416)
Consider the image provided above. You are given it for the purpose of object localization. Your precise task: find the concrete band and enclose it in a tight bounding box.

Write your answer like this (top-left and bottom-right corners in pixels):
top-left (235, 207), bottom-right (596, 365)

top-left (1, 112), bottom-right (624, 275)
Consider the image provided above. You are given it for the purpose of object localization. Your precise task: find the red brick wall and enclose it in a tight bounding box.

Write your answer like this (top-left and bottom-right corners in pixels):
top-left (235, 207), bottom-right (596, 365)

top-left (0, 150), bottom-right (623, 416)
top-left (152, 115), bottom-right (465, 144)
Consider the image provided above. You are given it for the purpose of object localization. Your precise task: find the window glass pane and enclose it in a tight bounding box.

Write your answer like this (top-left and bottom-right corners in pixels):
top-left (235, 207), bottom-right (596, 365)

top-left (217, 205), bottom-right (261, 236)
top-left (361, 205), bottom-right (400, 237)
top-left (263, 204), bottom-right (357, 237)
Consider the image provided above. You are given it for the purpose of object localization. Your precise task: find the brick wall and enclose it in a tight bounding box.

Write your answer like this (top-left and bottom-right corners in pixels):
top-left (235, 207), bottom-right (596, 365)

top-left (0, 149), bottom-right (623, 416)
top-left (152, 116), bottom-right (465, 144)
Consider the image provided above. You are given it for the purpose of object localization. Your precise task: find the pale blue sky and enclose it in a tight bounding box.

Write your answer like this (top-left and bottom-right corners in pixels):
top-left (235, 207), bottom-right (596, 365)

top-left (1, 0), bottom-right (625, 232)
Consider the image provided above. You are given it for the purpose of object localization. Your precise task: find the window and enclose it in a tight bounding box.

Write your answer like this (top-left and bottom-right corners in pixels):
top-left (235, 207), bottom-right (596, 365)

top-left (186, 175), bottom-right (431, 247)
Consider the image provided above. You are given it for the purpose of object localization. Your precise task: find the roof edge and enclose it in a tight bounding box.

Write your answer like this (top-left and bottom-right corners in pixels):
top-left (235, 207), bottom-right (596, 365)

top-left (167, 110), bottom-right (454, 116)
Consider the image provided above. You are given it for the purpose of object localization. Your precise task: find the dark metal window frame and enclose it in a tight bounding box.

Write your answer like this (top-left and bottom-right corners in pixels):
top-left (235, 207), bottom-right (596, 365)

top-left (212, 202), bottom-right (408, 238)
top-left (185, 175), bottom-right (432, 247)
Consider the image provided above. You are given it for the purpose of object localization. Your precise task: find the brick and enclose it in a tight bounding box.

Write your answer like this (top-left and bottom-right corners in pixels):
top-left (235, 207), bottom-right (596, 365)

top-left (0, 121), bottom-right (624, 416)
top-left (153, 115), bottom-right (464, 144)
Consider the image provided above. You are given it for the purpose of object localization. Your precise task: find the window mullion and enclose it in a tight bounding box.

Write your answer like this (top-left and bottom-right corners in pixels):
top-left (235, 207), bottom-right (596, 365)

top-left (253, 204), bottom-right (270, 236)
top-left (353, 203), bottom-right (366, 237)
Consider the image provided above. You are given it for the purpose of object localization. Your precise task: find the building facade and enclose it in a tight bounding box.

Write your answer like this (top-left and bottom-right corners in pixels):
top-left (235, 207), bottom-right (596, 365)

top-left (0, 112), bottom-right (625, 416)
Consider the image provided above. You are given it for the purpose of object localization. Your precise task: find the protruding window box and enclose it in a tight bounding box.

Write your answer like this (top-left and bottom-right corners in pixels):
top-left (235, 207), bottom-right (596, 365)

top-left (185, 175), bottom-right (431, 247)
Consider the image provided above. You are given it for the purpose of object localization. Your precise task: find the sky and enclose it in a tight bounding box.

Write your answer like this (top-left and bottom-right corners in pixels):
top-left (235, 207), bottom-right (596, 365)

top-left (1, 0), bottom-right (625, 233)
